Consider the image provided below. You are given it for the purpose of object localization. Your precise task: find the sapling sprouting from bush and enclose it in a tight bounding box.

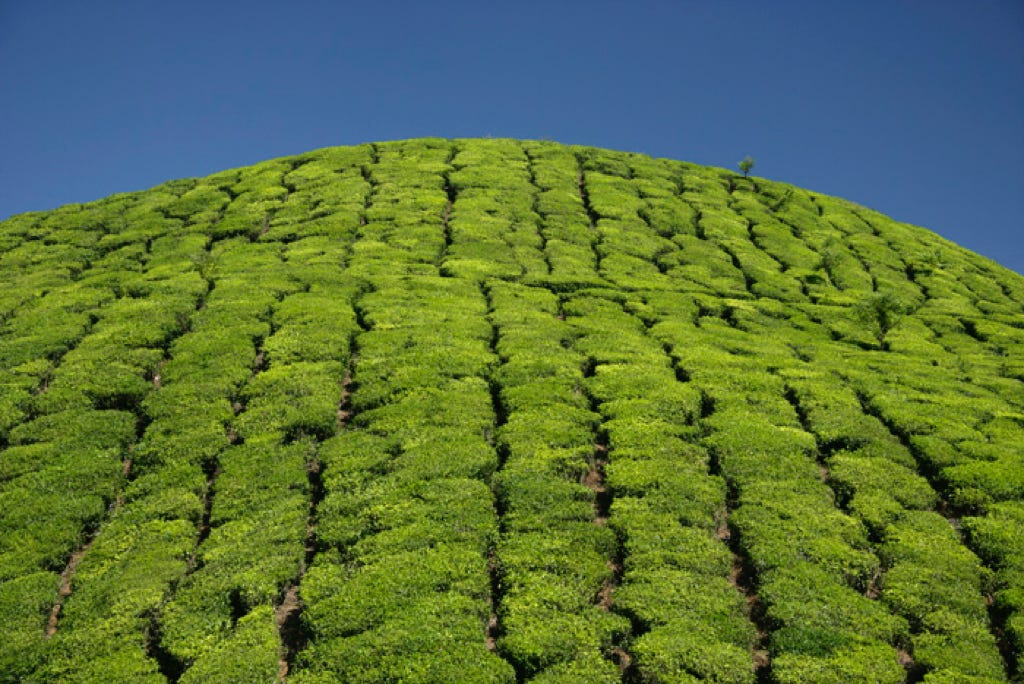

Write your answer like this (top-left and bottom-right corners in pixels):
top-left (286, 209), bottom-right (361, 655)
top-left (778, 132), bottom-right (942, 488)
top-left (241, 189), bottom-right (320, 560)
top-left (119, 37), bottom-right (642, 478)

top-left (819, 240), bottom-right (841, 286)
top-left (854, 290), bottom-right (906, 346)
top-left (738, 156), bottom-right (755, 177)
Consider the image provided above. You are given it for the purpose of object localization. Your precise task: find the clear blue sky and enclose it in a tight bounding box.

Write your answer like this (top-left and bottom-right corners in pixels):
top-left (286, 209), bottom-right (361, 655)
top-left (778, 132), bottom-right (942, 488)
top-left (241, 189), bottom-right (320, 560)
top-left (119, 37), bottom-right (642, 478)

top-left (2, 1), bottom-right (1022, 273)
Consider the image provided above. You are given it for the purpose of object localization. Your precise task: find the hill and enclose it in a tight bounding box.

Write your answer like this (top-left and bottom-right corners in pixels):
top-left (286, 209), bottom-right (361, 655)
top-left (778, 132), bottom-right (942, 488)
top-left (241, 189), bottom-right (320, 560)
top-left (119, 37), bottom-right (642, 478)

top-left (1, 138), bottom-right (1022, 683)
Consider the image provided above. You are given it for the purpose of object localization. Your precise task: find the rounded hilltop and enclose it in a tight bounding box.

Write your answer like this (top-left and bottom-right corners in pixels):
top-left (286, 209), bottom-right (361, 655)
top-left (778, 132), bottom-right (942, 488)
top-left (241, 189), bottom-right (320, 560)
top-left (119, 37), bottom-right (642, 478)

top-left (1, 138), bottom-right (1022, 682)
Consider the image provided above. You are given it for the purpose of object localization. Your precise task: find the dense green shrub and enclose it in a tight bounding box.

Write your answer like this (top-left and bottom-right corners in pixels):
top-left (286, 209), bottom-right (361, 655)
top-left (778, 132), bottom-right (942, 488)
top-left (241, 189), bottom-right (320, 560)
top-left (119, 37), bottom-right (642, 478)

top-left (0, 571), bottom-right (57, 681)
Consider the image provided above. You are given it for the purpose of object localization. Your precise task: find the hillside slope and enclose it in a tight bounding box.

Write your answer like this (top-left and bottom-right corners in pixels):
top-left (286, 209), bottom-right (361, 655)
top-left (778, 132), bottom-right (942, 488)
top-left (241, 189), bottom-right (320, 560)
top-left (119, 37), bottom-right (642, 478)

top-left (1, 138), bottom-right (1022, 683)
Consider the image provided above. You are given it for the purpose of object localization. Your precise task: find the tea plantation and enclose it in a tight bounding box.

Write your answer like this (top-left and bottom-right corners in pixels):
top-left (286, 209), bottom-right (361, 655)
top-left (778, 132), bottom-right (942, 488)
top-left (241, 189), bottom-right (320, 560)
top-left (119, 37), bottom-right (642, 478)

top-left (1, 138), bottom-right (1022, 683)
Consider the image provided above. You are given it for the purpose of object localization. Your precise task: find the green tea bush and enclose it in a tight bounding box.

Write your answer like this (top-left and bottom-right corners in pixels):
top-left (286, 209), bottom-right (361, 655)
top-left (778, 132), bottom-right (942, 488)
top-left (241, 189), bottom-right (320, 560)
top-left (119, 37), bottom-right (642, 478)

top-left (177, 605), bottom-right (280, 684)
top-left (629, 626), bottom-right (755, 683)
top-left (299, 591), bottom-right (514, 683)
top-left (234, 361), bottom-right (344, 441)
top-left (0, 571), bottom-right (58, 681)
top-left (165, 185), bottom-right (230, 222)
top-left (771, 641), bottom-right (905, 684)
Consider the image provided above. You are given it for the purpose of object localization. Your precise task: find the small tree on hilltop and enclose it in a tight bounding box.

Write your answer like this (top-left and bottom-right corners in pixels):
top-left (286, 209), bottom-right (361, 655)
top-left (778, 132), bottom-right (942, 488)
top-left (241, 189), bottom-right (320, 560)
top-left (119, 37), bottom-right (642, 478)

top-left (738, 156), bottom-right (755, 177)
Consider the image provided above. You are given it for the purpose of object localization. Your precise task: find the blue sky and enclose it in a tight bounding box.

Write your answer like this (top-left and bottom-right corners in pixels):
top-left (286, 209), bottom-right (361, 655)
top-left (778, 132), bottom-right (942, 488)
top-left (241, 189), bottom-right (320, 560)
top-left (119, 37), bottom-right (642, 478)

top-left (2, 1), bottom-right (1022, 273)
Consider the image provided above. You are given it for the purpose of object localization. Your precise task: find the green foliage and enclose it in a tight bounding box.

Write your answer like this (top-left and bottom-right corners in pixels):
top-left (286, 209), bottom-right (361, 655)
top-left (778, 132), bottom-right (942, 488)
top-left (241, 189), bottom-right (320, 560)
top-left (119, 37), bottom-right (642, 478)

top-left (853, 289), bottom-right (908, 344)
top-left (176, 606), bottom-right (280, 684)
top-left (0, 572), bottom-right (57, 682)
top-left (630, 627), bottom-right (755, 683)
top-left (1, 138), bottom-right (1022, 681)
top-left (300, 591), bottom-right (515, 683)
top-left (771, 641), bottom-right (905, 684)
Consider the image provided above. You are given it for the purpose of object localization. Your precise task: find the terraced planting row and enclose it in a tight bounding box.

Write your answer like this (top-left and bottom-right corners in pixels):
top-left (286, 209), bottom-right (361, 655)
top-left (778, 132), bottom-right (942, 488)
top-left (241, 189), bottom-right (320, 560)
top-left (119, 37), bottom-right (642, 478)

top-left (0, 138), bottom-right (1021, 683)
